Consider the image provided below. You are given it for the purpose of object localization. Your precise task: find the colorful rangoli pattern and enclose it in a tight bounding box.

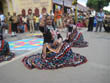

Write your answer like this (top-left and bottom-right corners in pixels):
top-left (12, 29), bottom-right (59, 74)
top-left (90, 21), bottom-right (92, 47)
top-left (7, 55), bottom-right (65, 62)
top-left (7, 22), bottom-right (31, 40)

top-left (28, 33), bottom-right (43, 37)
top-left (9, 38), bottom-right (43, 50)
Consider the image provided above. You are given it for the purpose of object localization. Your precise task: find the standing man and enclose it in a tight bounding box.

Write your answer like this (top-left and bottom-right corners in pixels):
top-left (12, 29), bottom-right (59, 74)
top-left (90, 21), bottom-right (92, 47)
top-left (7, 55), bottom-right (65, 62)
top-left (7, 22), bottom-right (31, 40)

top-left (10, 12), bottom-right (18, 37)
top-left (33, 14), bottom-right (40, 31)
top-left (0, 11), bottom-right (5, 27)
top-left (88, 8), bottom-right (95, 31)
top-left (0, 11), bottom-right (5, 34)
top-left (27, 9), bottom-right (34, 33)
top-left (95, 9), bottom-right (104, 32)
top-left (5, 12), bottom-right (11, 34)
top-left (54, 8), bottom-right (63, 30)
top-left (0, 17), bottom-right (1, 33)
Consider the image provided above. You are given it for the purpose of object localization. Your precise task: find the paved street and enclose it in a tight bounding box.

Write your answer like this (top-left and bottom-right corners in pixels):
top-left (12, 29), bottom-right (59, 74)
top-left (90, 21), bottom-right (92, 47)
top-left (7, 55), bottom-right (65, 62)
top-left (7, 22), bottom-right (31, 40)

top-left (0, 28), bottom-right (110, 83)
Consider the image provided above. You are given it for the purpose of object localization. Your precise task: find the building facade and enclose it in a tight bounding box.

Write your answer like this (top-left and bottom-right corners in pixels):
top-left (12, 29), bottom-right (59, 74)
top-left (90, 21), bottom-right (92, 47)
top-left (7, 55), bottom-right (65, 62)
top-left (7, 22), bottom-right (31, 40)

top-left (0, 0), bottom-right (88, 16)
top-left (0, 0), bottom-right (52, 15)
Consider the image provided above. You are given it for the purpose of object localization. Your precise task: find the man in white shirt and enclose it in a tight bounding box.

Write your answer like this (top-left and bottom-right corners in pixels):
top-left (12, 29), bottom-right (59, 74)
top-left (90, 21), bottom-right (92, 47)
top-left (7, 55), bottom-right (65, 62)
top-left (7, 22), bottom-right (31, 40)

top-left (0, 11), bottom-right (5, 26)
top-left (88, 8), bottom-right (95, 31)
top-left (0, 11), bottom-right (5, 34)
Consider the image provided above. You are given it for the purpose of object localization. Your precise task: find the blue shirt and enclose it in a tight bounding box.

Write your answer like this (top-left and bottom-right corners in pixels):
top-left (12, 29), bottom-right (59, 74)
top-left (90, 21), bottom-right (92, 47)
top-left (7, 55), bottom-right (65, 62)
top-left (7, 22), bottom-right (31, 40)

top-left (96, 12), bottom-right (104, 22)
top-left (0, 14), bottom-right (5, 21)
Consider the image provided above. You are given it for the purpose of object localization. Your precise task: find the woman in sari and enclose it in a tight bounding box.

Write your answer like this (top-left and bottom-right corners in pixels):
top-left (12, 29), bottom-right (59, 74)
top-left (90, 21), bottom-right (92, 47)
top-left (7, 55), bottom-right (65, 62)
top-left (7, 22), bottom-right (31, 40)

top-left (22, 15), bottom-right (87, 69)
top-left (39, 15), bottom-right (62, 44)
top-left (0, 33), bottom-right (15, 62)
top-left (66, 18), bottom-right (88, 48)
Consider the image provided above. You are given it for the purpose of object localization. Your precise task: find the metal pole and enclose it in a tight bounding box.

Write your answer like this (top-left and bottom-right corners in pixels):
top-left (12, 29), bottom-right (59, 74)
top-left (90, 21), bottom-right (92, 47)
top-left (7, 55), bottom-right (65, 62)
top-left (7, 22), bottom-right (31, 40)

top-left (74, 0), bottom-right (78, 24)
top-left (72, 0), bottom-right (78, 24)
top-left (62, 0), bottom-right (64, 14)
top-left (75, 4), bottom-right (77, 24)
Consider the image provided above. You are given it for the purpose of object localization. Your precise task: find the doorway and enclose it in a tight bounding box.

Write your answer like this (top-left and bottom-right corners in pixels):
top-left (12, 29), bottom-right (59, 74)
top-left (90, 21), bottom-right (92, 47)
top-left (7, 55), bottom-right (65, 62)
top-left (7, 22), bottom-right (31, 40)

top-left (0, 2), bottom-right (3, 13)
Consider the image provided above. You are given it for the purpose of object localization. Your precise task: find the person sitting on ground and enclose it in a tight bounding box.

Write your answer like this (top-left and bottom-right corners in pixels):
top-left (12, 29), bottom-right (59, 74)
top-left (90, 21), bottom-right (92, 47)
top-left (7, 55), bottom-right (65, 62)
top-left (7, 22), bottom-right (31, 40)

top-left (39, 15), bottom-right (62, 44)
top-left (66, 18), bottom-right (88, 48)
top-left (22, 31), bottom-right (87, 70)
top-left (17, 15), bottom-right (24, 33)
top-left (66, 17), bottom-right (76, 38)
top-left (22, 15), bottom-right (87, 70)
top-left (0, 32), bottom-right (15, 62)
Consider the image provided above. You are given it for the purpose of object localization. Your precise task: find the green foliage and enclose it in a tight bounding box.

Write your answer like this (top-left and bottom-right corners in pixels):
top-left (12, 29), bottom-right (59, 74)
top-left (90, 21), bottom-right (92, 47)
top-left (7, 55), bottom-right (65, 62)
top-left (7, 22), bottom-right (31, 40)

top-left (103, 10), bottom-right (110, 14)
top-left (87, 0), bottom-right (110, 11)
top-left (72, 0), bottom-right (77, 5)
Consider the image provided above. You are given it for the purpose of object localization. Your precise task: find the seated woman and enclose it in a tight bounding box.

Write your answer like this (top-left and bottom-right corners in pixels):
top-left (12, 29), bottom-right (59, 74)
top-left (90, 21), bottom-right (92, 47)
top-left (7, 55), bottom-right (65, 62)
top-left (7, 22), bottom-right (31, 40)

top-left (17, 24), bottom-right (24, 33)
top-left (22, 33), bottom-right (87, 70)
top-left (17, 15), bottom-right (24, 33)
top-left (66, 18), bottom-right (88, 48)
top-left (66, 17), bottom-right (76, 38)
top-left (39, 15), bottom-right (62, 44)
top-left (0, 33), bottom-right (15, 62)
top-left (76, 20), bottom-right (84, 28)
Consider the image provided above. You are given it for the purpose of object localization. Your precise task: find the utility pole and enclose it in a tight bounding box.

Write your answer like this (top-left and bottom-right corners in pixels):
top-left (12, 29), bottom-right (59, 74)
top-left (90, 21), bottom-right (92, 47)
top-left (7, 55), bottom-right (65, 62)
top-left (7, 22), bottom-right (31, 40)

top-left (62, 0), bottom-right (64, 14)
top-left (72, 0), bottom-right (78, 24)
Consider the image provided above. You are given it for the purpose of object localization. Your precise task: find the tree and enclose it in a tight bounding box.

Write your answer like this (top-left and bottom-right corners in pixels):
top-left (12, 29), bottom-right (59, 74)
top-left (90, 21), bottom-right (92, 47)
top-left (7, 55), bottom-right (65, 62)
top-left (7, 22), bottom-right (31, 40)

top-left (87, 0), bottom-right (110, 11)
top-left (103, 10), bottom-right (110, 14)
top-left (72, 0), bottom-right (77, 5)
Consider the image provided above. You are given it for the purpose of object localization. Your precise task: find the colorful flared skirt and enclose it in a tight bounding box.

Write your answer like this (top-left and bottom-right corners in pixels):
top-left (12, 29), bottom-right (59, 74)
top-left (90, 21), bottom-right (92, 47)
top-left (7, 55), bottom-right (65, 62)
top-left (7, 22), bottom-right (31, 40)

top-left (22, 42), bottom-right (87, 70)
top-left (69, 31), bottom-right (88, 48)
top-left (0, 52), bottom-right (15, 63)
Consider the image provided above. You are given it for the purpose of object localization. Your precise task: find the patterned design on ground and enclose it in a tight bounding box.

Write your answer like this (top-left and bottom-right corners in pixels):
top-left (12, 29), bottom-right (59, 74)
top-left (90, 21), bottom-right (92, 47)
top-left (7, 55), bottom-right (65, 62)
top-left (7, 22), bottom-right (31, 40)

top-left (28, 33), bottom-right (43, 37)
top-left (9, 38), bottom-right (43, 50)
